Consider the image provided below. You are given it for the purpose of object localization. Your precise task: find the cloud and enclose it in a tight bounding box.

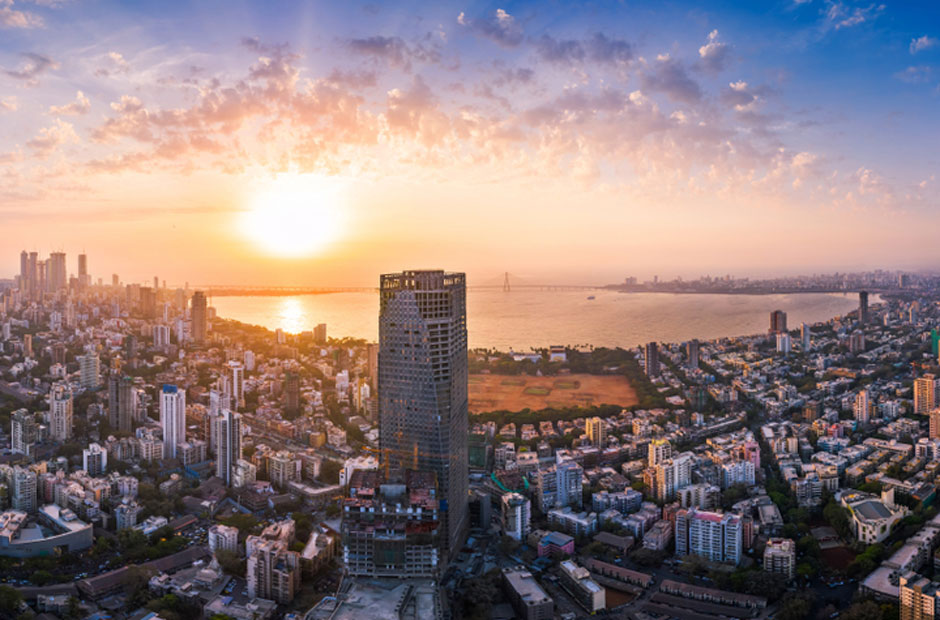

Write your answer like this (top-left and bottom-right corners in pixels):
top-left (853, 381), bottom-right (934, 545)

top-left (640, 55), bottom-right (702, 104)
top-left (910, 35), bottom-right (938, 54)
top-left (894, 65), bottom-right (933, 84)
top-left (27, 118), bottom-right (79, 157)
top-left (3, 52), bottom-right (58, 86)
top-left (457, 8), bottom-right (523, 48)
top-left (0, 0), bottom-right (43, 29)
top-left (825, 2), bottom-right (883, 30)
top-left (698, 30), bottom-right (731, 73)
top-left (94, 51), bottom-right (130, 77)
top-left (347, 35), bottom-right (440, 71)
top-left (49, 90), bottom-right (90, 115)
top-left (0, 96), bottom-right (16, 112)
top-left (535, 32), bottom-right (632, 65)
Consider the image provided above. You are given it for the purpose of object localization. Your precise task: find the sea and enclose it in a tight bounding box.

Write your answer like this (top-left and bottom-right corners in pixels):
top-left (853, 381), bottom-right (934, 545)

top-left (210, 289), bottom-right (868, 351)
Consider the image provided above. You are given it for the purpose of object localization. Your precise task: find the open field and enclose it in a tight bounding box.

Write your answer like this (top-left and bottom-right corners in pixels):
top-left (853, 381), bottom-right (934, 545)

top-left (469, 373), bottom-right (638, 413)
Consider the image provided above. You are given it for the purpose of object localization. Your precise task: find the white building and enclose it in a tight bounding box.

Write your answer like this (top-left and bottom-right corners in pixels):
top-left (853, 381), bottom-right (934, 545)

top-left (78, 354), bottom-right (100, 389)
top-left (48, 383), bottom-right (73, 442)
top-left (160, 384), bottom-right (186, 459)
top-left (501, 493), bottom-right (531, 541)
top-left (82, 443), bottom-right (108, 476)
top-left (763, 538), bottom-right (796, 580)
top-left (209, 524), bottom-right (240, 554)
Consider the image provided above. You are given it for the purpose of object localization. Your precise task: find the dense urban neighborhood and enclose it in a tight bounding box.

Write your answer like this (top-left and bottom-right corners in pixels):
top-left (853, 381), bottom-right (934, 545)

top-left (1, 256), bottom-right (940, 620)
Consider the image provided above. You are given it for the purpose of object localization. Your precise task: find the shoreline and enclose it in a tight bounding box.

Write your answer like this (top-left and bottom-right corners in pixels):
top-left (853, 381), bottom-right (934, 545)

top-left (213, 291), bottom-right (874, 352)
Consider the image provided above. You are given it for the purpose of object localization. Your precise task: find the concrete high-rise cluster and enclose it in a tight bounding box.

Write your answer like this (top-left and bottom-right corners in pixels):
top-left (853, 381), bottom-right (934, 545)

top-left (378, 270), bottom-right (468, 559)
top-left (769, 309), bottom-right (787, 334)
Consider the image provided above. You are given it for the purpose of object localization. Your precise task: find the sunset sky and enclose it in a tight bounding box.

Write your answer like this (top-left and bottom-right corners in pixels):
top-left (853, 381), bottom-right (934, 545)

top-left (1, 0), bottom-right (938, 286)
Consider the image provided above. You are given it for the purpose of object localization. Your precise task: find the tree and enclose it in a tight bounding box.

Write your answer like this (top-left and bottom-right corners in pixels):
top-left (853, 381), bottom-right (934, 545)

top-left (0, 585), bottom-right (23, 617)
top-left (320, 459), bottom-right (341, 484)
top-left (215, 549), bottom-right (246, 577)
top-left (776, 592), bottom-right (816, 620)
top-left (838, 601), bottom-right (883, 620)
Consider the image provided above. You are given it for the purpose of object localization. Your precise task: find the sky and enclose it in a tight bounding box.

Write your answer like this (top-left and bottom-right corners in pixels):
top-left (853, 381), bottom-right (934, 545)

top-left (1, 0), bottom-right (939, 287)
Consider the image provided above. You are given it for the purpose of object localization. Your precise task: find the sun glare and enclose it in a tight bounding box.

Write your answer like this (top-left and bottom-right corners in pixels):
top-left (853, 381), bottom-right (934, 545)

top-left (239, 173), bottom-right (348, 258)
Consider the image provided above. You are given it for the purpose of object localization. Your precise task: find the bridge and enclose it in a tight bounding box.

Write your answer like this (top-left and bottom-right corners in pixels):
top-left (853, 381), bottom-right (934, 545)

top-left (194, 273), bottom-right (603, 296)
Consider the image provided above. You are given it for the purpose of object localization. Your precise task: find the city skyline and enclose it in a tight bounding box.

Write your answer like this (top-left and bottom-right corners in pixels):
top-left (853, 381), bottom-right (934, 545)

top-left (2, 1), bottom-right (939, 285)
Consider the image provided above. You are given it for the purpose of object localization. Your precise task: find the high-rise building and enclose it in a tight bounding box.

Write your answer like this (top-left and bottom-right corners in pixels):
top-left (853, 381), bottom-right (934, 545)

top-left (78, 253), bottom-right (88, 288)
top-left (900, 572), bottom-right (940, 620)
top-left (854, 389), bottom-right (871, 424)
top-left (12, 467), bottom-right (37, 513)
top-left (191, 291), bottom-right (207, 344)
top-left (915, 375), bottom-right (937, 415)
top-left (776, 333), bottom-right (791, 354)
top-left (536, 460), bottom-right (583, 513)
top-left (19, 250), bottom-right (29, 295)
top-left (378, 270), bottom-right (468, 559)
top-left (801, 322), bottom-right (811, 351)
top-left (78, 353), bottom-right (100, 389)
top-left (502, 492), bottom-right (531, 541)
top-left (11, 408), bottom-right (38, 455)
top-left (47, 252), bottom-right (67, 292)
top-left (675, 508), bottom-right (742, 565)
top-left (208, 524), bottom-right (239, 555)
top-left (160, 385), bottom-right (186, 459)
top-left (246, 538), bottom-right (301, 604)
top-left (763, 538), bottom-right (796, 580)
top-left (648, 439), bottom-right (673, 468)
top-left (930, 409), bottom-right (940, 440)
top-left (769, 310), bottom-right (787, 334)
top-left (109, 374), bottom-right (138, 432)
top-left (585, 417), bottom-right (606, 448)
top-left (686, 339), bottom-right (700, 369)
top-left (313, 323), bottom-right (327, 344)
top-left (83, 443), bottom-right (108, 476)
top-left (859, 291), bottom-right (869, 325)
top-left (645, 342), bottom-right (660, 377)
top-left (214, 409), bottom-right (242, 486)
top-left (228, 361), bottom-right (245, 409)
top-left (284, 371), bottom-right (300, 417)
top-left (652, 453), bottom-right (693, 502)
top-left (49, 382), bottom-right (73, 441)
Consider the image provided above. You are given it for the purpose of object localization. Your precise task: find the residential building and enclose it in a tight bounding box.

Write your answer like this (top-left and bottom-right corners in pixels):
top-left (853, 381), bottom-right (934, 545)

top-left (559, 560), bottom-right (605, 614)
top-left (763, 538), bottom-right (796, 580)
top-left (675, 508), bottom-right (742, 565)
top-left (159, 384), bottom-right (186, 459)
top-left (502, 566), bottom-right (553, 620)
top-left (502, 492), bottom-right (531, 541)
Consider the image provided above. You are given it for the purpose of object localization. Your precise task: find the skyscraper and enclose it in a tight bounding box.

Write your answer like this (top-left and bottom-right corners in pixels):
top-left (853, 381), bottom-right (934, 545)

top-left (801, 322), bottom-right (811, 351)
top-left (645, 342), bottom-right (660, 377)
top-left (191, 291), bottom-right (207, 344)
top-left (214, 409), bottom-right (242, 485)
top-left (109, 374), bottom-right (138, 432)
top-left (228, 361), bottom-right (245, 409)
top-left (48, 252), bottom-right (67, 293)
top-left (686, 339), bottom-right (700, 369)
top-left (160, 385), bottom-right (186, 459)
top-left (78, 253), bottom-right (88, 288)
top-left (859, 291), bottom-right (869, 325)
top-left (769, 310), bottom-right (788, 334)
top-left (379, 270), bottom-right (468, 559)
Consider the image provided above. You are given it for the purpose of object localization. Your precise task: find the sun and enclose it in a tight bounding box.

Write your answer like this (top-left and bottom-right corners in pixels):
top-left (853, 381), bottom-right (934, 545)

top-left (239, 173), bottom-right (348, 258)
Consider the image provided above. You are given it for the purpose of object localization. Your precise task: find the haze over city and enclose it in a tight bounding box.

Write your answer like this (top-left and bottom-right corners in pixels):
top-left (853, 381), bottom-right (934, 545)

top-left (2, 0), bottom-right (940, 285)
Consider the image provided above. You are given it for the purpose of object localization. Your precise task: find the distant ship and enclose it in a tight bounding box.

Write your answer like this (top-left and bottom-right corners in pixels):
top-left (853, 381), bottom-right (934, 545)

top-left (587, 295), bottom-right (596, 300)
